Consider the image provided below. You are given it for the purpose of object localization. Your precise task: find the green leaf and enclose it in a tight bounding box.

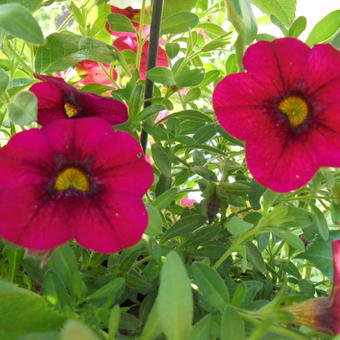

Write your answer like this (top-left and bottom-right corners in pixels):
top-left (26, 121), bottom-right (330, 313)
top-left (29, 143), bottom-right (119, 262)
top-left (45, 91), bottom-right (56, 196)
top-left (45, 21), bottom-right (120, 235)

top-left (311, 205), bottom-right (329, 240)
top-left (296, 231), bottom-right (340, 278)
top-left (288, 16), bottom-right (307, 38)
top-left (165, 42), bottom-right (180, 59)
top-left (60, 320), bottom-right (100, 340)
top-left (8, 90), bottom-right (37, 125)
top-left (0, 281), bottom-right (64, 339)
top-left (140, 300), bottom-right (162, 340)
top-left (190, 315), bottom-right (212, 340)
top-left (158, 251), bottom-right (193, 340)
top-left (128, 83), bottom-right (144, 121)
top-left (220, 305), bottom-right (246, 340)
top-left (108, 305), bottom-right (120, 340)
top-left (0, 68), bottom-right (9, 96)
top-left (226, 216), bottom-right (253, 236)
top-left (161, 12), bottom-right (199, 35)
top-left (107, 13), bottom-right (136, 32)
top-left (306, 10), bottom-right (340, 46)
top-left (0, 3), bottom-right (44, 44)
top-left (85, 277), bottom-right (125, 302)
top-left (138, 104), bottom-right (167, 121)
top-left (192, 166), bottom-right (217, 182)
top-left (0, 0), bottom-right (43, 12)
top-left (163, 0), bottom-right (198, 16)
top-left (161, 215), bottom-right (206, 241)
top-left (145, 204), bottom-right (163, 236)
top-left (174, 66), bottom-right (205, 87)
top-left (153, 187), bottom-right (177, 210)
top-left (35, 32), bottom-right (120, 73)
top-left (272, 230), bottom-right (305, 251)
top-left (151, 143), bottom-right (172, 177)
top-left (147, 67), bottom-right (175, 85)
top-left (191, 262), bottom-right (230, 312)
top-left (251, 0), bottom-right (296, 27)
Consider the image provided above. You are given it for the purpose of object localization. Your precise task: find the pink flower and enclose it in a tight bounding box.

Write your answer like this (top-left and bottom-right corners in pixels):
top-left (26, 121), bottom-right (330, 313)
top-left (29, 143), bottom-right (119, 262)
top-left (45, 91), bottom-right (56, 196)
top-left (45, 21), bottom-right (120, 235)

top-left (284, 240), bottom-right (340, 334)
top-left (107, 6), bottom-right (168, 79)
top-left (213, 38), bottom-right (340, 192)
top-left (180, 198), bottom-right (197, 207)
top-left (0, 118), bottom-right (153, 253)
top-left (155, 109), bottom-right (169, 123)
top-left (76, 60), bottom-right (118, 86)
top-left (114, 37), bottom-right (168, 79)
top-left (29, 75), bottom-right (127, 126)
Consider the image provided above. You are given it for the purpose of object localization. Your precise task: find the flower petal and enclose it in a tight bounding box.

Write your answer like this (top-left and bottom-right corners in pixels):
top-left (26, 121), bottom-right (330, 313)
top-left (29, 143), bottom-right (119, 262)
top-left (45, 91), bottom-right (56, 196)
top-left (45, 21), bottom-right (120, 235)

top-left (304, 43), bottom-right (340, 95)
top-left (245, 129), bottom-right (319, 192)
top-left (79, 92), bottom-right (127, 125)
top-left (243, 38), bottom-right (311, 91)
top-left (213, 73), bottom-right (279, 140)
top-left (74, 193), bottom-right (148, 253)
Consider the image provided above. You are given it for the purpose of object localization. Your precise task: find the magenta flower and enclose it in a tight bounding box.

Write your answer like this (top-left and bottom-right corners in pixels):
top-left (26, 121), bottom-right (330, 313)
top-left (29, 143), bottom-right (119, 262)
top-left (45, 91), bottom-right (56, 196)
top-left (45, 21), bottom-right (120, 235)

top-left (284, 240), bottom-right (340, 334)
top-left (0, 118), bottom-right (153, 253)
top-left (29, 75), bottom-right (128, 126)
top-left (213, 38), bottom-right (340, 192)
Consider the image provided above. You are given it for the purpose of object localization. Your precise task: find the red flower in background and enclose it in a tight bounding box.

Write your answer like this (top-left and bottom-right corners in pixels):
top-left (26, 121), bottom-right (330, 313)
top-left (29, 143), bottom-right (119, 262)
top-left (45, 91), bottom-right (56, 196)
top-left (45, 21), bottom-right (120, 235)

top-left (30, 75), bottom-right (127, 126)
top-left (76, 60), bottom-right (118, 86)
top-left (213, 38), bottom-right (340, 192)
top-left (285, 240), bottom-right (340, 334)
top-left (108, 6), bottom-right (168, 79)
top-left (0, 118), bottom-right (153, 253)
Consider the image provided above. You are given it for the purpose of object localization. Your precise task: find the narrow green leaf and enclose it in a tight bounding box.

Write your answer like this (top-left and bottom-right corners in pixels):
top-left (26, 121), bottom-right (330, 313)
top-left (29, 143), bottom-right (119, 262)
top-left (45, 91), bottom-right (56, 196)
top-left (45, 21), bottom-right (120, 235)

top-left (311, 205), bottom-right (329, 240)
top-left (0, 3), bottom-right (44, 44)
top-left (108, 305), bottom-right (120, 340)
top-left (145, 204), bottom-right (163, 236)
top-left (85, 277), bottom-right (125, 302)
top-left (0, 68), bottom-right (9, 96)
top-left (161, 12), bottom-right (199, 34)
top-left (288, 16), bottom-right (307, 38)
top-left (153, 187), bottom-right (177, 210)
top-left (151, 143), bottom-right (172, 177)
top-left (220, 305), bottom-right (246, 340)
top-left (8, 90), bottom-right (37, 125)
top-left (192, 166), bottom-right (217, 182)
top-left (191, 262), bottom-right (230, 312)
top-left (272, 230), bottom-right (305, 251)
top-left (158, 251), bottom-right (193, 340)
top-left (140, 300), bottom-right (162, 340)
top-left (306, 10), bottom-right (340, 46)
top-left (161, 215), bottom-right (206, 241)
top-left (107, 13), bottom-right (136, 33)
top-left (189, 315), bottom-right (212, 340)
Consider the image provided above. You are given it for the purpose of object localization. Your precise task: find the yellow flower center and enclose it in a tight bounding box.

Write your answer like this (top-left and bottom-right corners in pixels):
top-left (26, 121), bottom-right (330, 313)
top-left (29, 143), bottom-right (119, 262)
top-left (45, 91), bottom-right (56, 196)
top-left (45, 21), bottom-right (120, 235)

top-left (54, 167), bottom-right (90, 192)
top-left (278, 96), bottom-right (308, 127)
top-left (64, 102), bottom-right (79, 118)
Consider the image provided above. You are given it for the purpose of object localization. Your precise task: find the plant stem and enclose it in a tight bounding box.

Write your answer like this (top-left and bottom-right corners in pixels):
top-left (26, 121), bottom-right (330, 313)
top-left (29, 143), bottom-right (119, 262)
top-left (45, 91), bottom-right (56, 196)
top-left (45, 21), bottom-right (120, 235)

top-left (140, 0), bottom-right (164, 152)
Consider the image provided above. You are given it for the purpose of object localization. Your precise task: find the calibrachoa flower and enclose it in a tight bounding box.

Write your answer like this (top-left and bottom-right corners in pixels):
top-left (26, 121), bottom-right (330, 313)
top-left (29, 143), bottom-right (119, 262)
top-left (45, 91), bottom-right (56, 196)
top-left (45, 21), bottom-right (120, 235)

top-left (29, 75), bottom-right (127, 126)
top-left (180, 198), bottom-right (197, 207)
top-left (76, 60), bottom-right (118, 86)
top-left (213, 38), bottom-right (340, 192)
top-left (284, 240), bottom-right (340, 334)
top-left (0, 118), bottom-right (153, 253)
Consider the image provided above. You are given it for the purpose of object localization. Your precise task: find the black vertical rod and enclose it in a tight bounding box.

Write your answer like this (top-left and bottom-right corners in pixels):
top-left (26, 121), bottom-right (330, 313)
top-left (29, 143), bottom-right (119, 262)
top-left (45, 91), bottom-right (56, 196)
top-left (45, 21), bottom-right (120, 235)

top-left (140, 0), bottom-right (164, 152)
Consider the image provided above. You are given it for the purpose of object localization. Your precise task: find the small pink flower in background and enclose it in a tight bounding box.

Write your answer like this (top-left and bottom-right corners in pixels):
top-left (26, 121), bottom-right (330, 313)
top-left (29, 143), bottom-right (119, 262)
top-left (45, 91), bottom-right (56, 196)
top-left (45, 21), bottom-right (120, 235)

top-left (76, 60), bottom-right (118, 86)
top-left (0, 118), bottom-right (153, 253)
top-left (108, 5), bottom-right (168, 79)
top-left (213, 38), bottom-right (340, 192)
top-left (155, 110), bottom-right (169, 123)
top-left (284, 240), bottom-right (340, 334)
top-left (29, 74), bottom-right (127, 126)
top-left (180, 198), bottom-right (197, 207)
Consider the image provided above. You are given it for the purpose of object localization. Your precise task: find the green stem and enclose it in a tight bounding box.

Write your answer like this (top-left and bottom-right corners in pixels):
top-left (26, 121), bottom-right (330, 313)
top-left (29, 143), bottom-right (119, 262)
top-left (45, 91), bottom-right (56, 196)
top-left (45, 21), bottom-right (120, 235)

top-left (136, 0), bottom-right (147, 72)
